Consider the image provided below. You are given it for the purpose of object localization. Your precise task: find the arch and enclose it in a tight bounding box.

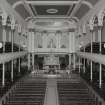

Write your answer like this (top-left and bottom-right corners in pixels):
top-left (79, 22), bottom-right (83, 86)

top-left (98, 8), bottom-right (105, 42)
top-left (89, 15), bottom-right (98, 30)
top-left (89, 15), bottom-right (99, 42)
top-left (12, 1), bottom-right (23, 9)
top-left (70, 17), bottom-right (79, 23)
top-left (82, 1), bottom-right (93, 9)
top-left (98, 8), bottom-right (105, 26)
top-left (25, 16), bottom-right (33, 22)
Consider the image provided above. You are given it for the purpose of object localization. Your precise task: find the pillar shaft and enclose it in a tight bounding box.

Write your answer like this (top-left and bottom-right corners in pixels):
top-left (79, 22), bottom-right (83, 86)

top-left (98, 26), bottom-right (102, 88)
top-left (69, 54), bottom-right (71, 68)
top-left (2, 26), bottom-right (6, 87)
top-left (83, 47), bottom-right (85, 73)
top-left (11, 29), bottom-right (14, 81)
top-left (18, 33), bottom-right (21, 73)
top-left (79, 57), bottom-right (80, 73)
top-left (2, 26), bottom-right (6, 52)
top-left (2, 63), bottom-right (5, 87)
top-left (83, 58), bottom-right (85, 73)
top-left (32, 53), bottom-right (34, 70)
top-left (99, 64), bottom-right (102, 88)
top-left (90, 61), bottom-right (93, 81)
top-left (73, 53), bottom-right (76, 69)
top-left (11, 60), bottom-right (14, 81)
top-left (28, 53), bottom-right (31, 70)
top-left (98, 27), bottom-right (102, 53)
top-left (90, 30), bottom-right (93, 82)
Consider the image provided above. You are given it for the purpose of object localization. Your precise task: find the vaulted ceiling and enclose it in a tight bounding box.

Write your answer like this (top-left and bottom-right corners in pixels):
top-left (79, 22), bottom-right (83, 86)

top-left (6, 0), bottom-right (100, 21)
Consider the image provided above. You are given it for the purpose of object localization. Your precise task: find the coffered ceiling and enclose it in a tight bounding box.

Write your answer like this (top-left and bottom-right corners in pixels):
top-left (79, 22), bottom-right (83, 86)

top-left (6, 0), bottom-right (100, 21)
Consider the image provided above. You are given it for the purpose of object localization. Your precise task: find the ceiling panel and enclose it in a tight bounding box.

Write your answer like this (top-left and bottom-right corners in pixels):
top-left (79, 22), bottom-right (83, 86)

top-left (30, 4), bottom-right (75, 16)
top-left (74, 4), bottom-right (90, 19)
top-left (86, 0), bottom-right (99, 5)
top-left (15, 4), bottom-right (30, 19)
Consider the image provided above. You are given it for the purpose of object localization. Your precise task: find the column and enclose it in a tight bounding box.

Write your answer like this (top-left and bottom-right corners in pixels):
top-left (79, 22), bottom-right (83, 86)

top-left (32, 53), bottom-right (34, 71)
top-left (99, 63), bottom-right (102, 88)
top-left (69, 54), bottom-right (71, 69)
top-left (11, 29), bottom-right (14, 81)
top-left (73, 53), bottom-right (76, 69)
top-left (2, 63), bottom-right (5, 87)
top-left (9, 27), bottom-right (12, 42)
top-left (83, 47), bottom-right (86, 73)
top-left (98, 26), bottom-right (102, 88)
top-left (90, 30), bottom-right (93, 82)
top-left (83, 31), bottom-right (86, 73)
top-left (2, 25), bottom-right (6, 87)
top-left (11, 18), bottom-right (15, 81)
top-left (18, 25), bottom-right (22, 74)
top-left (18, 33), bottom-right (21, 73)
top-left (79, 56), bottom-right (80, 73)
top-left (2, 26), bottom-right (6, 52)
top-left (2, 26), bottom-right (5, 86)
top-left (90, 61), bottom-right (93, 81)
top-left (28, 53), bottom-right (31, 70)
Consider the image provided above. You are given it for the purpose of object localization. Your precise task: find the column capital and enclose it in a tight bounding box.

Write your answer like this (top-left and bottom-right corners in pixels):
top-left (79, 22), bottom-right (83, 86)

top-left (98, 25), bottom-right (103, 30)
top-left (90, 29), bottom-right (94, 33)
top-left (28, 28), bottom-right (35, 32)
top-left (17, 24), bottom-right (22, 33)
top-left (2, 25), bottom-right (7, 29)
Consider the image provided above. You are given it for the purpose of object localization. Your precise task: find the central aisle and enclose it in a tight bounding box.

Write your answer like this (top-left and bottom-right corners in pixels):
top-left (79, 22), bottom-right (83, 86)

top-left (44, 78), bottom-right (59, 105)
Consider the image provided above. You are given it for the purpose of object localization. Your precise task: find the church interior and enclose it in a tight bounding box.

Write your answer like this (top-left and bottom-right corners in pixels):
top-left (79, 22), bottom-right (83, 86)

top-left (0, 0), bottom-right (105, 105)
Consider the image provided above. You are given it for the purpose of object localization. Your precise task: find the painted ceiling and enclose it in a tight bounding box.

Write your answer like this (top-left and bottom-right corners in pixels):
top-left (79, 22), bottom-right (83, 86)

top-left (6, 0), bottom-right (100, 20)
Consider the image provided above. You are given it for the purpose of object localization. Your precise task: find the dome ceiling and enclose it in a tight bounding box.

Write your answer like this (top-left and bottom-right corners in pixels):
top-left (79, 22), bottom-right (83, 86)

top-left (6, 0), bottom-right (100, 20)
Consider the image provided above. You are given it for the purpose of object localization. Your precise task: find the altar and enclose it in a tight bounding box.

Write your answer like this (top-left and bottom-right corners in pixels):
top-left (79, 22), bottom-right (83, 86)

top-left (43, 54), bottom-right (60, 74)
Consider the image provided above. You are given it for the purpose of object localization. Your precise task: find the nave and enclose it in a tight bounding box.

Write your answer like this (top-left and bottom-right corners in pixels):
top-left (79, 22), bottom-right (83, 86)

top-left (1, 0), bottom-right (105, 105)
top-left (0, 70), bottom-right (104, 105)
